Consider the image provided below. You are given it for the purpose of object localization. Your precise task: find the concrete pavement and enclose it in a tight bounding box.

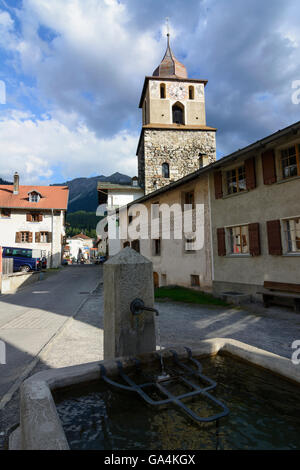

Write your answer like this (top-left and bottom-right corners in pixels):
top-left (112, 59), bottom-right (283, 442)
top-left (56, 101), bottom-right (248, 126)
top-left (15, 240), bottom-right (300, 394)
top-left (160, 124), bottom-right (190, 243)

top-left (0, 265), bottom-right (102, 406)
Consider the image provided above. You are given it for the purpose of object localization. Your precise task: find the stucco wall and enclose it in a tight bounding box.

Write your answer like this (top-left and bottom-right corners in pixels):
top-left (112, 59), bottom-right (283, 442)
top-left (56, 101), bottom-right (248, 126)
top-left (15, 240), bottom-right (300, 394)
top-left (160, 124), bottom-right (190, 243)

top-left (0, 209), bottom-right (65, 268)
top-left (147, 79), bottom-right (206, 126)
top-left (120, 174), bottom-right (212, 290)
top-left (210, 143), bottom-right (300, 294)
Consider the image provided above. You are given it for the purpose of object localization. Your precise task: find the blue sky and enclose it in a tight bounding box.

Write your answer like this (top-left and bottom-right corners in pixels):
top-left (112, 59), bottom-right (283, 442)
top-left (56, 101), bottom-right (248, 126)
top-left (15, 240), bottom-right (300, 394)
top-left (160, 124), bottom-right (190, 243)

top-left (0, 0), bottom-right (300, 184)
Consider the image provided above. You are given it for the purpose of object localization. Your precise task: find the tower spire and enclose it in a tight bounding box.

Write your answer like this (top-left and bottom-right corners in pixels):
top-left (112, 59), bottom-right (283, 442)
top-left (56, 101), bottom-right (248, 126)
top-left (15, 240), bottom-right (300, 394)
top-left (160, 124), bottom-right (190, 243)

top-left (152, 20), bottom-right (188, 79)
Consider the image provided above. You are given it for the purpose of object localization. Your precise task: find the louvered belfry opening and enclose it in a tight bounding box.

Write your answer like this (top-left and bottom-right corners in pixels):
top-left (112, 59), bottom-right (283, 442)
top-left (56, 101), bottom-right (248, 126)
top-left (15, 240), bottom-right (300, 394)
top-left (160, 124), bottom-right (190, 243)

top-left (172, 103), bottom-right (184, 124)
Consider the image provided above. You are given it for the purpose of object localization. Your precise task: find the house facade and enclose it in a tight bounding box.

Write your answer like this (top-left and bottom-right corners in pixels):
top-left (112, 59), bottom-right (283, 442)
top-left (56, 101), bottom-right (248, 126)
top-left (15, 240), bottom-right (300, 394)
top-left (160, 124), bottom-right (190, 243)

top-left (119, 171), bottom-right (212, 290)
top-left (210, 121), bottom-right (300, 299)
top-left (97, 178), bottom-right (144, 257)
top-left (66, 233), bottom-right (94, 261)
top-left (120, 120), bottom-right (300, 301)
top-left (0, 173), bottom-right (69, 268)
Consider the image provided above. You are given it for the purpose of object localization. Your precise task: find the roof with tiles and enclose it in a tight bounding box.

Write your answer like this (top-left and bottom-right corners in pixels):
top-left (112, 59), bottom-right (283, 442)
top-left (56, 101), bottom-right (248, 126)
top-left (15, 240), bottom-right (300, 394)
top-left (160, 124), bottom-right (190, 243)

top-left (0, 184), bottom-right (69, 210)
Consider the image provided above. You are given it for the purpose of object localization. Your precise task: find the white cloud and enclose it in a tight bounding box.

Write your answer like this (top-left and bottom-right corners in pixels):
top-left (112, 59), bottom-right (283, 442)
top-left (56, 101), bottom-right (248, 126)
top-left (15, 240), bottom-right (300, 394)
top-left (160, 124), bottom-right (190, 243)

top-left (0, 112), bottom-right (138, 184)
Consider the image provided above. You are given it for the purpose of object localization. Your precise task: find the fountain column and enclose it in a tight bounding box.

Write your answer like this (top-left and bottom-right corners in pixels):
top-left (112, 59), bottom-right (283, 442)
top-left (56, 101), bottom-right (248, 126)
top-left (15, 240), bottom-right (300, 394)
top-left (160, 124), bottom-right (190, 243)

top-left (103, 247), bottom-right (156, 359)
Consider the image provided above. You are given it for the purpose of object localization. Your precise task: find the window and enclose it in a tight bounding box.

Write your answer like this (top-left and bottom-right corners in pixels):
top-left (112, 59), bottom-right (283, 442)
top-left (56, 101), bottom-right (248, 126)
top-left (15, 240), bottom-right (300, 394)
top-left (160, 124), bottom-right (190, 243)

top-left (228, 225), bottom-right (249, 254)
top-left (189, 86), bottom-right (194, 100)
top-left (226, 165), bottom-right (246, 194)
top-left (40, 232), bottom-right (48, 243)
top-left (160, 83), bottom-right (166, 99)
top-left (32, 213), bottom-right (41, 222)
top-left (281, 145), bottom-right (300, 179)
top-left (131, 239), bottom-right (140, 253)
top-left (153, 238), bottom-right (161, 256)
top-left (123, 241), bottom-right (130, 248)
top-left (284, 218), bottom-right (300, 253)
top-left (191, 275), bottom-right (200, 287)
top-left (162, 162), bottom-right (170, 178)
top-left (21, 232), bottom-right (30, 243)
top-left (1, 209), bottom-right (11, 218)
top-left (5, 247), bottom-right (32, 258)
top-left (185, 236), bottom-right (196, 252)
top-left (27, 213), bottom-right (42, 222)
top-left (184, 191), bottom-right (195, 208)
top-left (172, 103), bottom-right (184, 124)
top-left (29, 192), bottom-right (40, 203)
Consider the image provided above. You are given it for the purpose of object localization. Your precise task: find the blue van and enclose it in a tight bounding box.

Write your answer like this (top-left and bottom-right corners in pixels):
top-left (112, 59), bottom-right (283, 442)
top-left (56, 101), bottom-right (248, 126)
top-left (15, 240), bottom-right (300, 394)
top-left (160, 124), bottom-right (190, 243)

top-left (2, 247), bottom-right (44, 273)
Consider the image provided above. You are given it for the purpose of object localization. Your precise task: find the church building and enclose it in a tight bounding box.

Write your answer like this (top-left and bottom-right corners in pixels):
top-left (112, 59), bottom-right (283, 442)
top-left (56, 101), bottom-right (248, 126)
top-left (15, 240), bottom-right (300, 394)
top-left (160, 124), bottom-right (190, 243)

top-left (137, 34), bottom-right (217, 194)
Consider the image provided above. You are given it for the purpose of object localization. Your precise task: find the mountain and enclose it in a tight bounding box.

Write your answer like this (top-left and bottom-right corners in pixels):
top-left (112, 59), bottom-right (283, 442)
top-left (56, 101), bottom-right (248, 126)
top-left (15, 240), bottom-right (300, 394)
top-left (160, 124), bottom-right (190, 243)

top-left (0, 178), bottom-right (12, 185)
top-left (53, 172), bottom-right (132, 213)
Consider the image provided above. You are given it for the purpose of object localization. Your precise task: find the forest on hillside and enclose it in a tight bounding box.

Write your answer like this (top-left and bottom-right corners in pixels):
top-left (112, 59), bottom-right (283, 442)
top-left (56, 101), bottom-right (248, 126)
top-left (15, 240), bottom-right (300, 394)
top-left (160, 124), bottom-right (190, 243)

top-left (66, 211), bottom-right (102, 239)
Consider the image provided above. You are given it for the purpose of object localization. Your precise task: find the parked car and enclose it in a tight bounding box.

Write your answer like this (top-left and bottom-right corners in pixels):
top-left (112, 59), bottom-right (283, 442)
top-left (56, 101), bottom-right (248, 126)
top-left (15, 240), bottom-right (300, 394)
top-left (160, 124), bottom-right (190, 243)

top-left (2, 247), bottom-right (43, 273)
top-left (94, 255), bottom-right (107, 264)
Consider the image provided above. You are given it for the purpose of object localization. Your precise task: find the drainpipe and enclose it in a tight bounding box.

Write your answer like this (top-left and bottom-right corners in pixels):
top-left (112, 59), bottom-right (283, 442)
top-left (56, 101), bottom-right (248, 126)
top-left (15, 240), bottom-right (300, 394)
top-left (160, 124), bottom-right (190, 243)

top-left (51, 209), bottom-right (54, 268)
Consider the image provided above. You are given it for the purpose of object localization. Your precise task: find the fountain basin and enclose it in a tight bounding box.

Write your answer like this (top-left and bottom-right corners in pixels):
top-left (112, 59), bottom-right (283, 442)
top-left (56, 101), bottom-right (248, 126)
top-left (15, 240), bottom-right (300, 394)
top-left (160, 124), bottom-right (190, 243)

top-left (10, 338), bottom-right (300, 450)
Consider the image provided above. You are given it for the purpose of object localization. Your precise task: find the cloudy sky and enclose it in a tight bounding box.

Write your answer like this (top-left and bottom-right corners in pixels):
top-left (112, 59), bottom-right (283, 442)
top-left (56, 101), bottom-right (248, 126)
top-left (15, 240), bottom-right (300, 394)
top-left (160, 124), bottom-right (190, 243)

top-left (0, 0), bottom-right (300, 184)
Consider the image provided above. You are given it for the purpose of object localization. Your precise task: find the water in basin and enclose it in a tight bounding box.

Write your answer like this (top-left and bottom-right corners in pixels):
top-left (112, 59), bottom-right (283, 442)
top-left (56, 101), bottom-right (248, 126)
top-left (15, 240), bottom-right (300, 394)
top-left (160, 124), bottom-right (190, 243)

top-left (54, 354), bottom-right (300, 450)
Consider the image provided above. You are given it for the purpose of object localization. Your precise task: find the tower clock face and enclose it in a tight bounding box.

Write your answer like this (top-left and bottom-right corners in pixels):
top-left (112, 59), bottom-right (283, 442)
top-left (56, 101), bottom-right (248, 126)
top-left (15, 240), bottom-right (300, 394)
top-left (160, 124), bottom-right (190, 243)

top-left (168, 83), bottom-right (187, 100)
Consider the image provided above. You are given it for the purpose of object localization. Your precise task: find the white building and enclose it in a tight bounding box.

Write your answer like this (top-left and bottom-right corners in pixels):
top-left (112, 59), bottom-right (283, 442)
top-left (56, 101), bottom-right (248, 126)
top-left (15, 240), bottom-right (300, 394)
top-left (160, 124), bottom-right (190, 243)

top-left (0, 172), bottom-right (69, 268)
top-left (97, 178), bottom-right (144, 257)
top-left (66, 233), bottom-right (94, 261)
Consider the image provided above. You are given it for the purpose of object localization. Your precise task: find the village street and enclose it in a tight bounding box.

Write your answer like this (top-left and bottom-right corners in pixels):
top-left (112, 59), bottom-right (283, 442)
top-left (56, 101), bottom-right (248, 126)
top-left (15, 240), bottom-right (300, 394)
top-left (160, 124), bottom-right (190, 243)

top-left (1, 265), bottom-right (300, 448)
top-left (0, 265), bottom-right (102, 406)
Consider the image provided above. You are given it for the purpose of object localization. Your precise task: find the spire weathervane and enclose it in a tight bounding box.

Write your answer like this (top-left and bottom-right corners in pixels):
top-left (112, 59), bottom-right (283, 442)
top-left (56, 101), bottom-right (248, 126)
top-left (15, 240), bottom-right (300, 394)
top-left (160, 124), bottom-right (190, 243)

top-left (166, 17), bottom-right (170, 38)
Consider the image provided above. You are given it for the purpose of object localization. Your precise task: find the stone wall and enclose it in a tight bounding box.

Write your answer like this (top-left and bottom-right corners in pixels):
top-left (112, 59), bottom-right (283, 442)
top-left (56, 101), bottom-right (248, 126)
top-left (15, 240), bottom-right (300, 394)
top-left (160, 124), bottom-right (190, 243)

top-left (138, 129), bottom-right (216, 194)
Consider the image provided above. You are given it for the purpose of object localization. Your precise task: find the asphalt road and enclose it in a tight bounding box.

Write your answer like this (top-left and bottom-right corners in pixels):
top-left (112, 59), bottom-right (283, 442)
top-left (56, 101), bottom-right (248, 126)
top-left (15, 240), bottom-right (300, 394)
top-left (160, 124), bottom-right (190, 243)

top-left (0, 265), bottom-right (102, 403)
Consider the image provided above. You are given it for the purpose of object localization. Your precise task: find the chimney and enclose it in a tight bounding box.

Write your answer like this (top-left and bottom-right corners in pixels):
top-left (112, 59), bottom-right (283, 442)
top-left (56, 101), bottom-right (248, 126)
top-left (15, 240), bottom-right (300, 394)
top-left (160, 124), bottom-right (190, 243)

top-left (13, 172), bottom-right (19, 195)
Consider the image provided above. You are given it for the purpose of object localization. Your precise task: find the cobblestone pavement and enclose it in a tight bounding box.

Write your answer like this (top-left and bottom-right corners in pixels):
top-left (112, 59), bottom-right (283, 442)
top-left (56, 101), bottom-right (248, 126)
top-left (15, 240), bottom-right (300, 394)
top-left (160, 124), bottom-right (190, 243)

top-left (1, 284), bottom-right (300, 449)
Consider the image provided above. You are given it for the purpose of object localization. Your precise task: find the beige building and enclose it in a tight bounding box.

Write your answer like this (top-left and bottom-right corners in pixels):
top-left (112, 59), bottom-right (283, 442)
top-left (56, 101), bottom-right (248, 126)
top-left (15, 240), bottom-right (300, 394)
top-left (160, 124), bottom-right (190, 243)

top-left (210, 121), bottom-right (300, 299)
top-left (121, 120), bottom-right (300, 304)
top-left (137, 34), bottom-right (216, 195)
top-left (119, 171), bottom-right (213, 290)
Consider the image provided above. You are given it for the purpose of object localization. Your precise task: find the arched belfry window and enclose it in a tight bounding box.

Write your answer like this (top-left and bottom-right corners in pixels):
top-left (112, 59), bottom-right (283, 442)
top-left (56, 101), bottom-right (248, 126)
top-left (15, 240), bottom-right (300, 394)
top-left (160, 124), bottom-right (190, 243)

top-left (172, 102), bottom-right (184, 124)
top-left (160, 83), bottom-right (166, 99)
top-left (162, 162), bottom-right (170, 178)
top-left (189, 86), bottom-right (195, 100)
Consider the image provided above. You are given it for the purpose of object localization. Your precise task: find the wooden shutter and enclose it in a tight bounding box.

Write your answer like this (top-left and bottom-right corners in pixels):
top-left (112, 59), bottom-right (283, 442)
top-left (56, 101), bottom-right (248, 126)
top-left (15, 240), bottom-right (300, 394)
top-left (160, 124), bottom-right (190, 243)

top-left (47, 232), bottom-right (52, 243)
top-left (245, 157), bottom-right (256, 190)
top-left (35, 232), bottom-right (41, 243)
top-left (217, 228), bottom-right (226, 256)
top-left (248, 223), bottom-right (261, 256)
top-left (214, 171), bottom-right (223, 199)
top-left (267, 220), bottom-right (282, 255)
top-left (15, 232), bottom-right (21, 243)
top-left (38, 214), bottom-right (43, 222)
top-left (26, 213), bottom-right (32, 222)
top-left (262, 149), bottom-right (276, 185)
top-left (28, 232), bottom-right (33, 243)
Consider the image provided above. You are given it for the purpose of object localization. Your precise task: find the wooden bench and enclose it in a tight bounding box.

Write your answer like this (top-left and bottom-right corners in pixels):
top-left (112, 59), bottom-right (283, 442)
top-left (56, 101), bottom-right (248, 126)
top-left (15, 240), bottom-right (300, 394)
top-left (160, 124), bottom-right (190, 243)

top-left (257, 282), bottom-right (300, 312)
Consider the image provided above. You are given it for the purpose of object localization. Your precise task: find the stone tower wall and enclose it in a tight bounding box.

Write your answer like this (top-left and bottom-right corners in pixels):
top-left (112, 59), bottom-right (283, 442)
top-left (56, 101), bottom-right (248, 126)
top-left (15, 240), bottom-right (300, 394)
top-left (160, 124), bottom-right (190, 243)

top-left (138, 129), bottom-right (216, 194)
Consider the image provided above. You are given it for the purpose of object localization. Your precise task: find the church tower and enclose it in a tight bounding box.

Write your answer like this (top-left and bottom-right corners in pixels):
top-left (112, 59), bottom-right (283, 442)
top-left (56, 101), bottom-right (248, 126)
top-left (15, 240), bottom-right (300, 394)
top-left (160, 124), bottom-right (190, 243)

top-left (137, 33), bottom-right (216, 194)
